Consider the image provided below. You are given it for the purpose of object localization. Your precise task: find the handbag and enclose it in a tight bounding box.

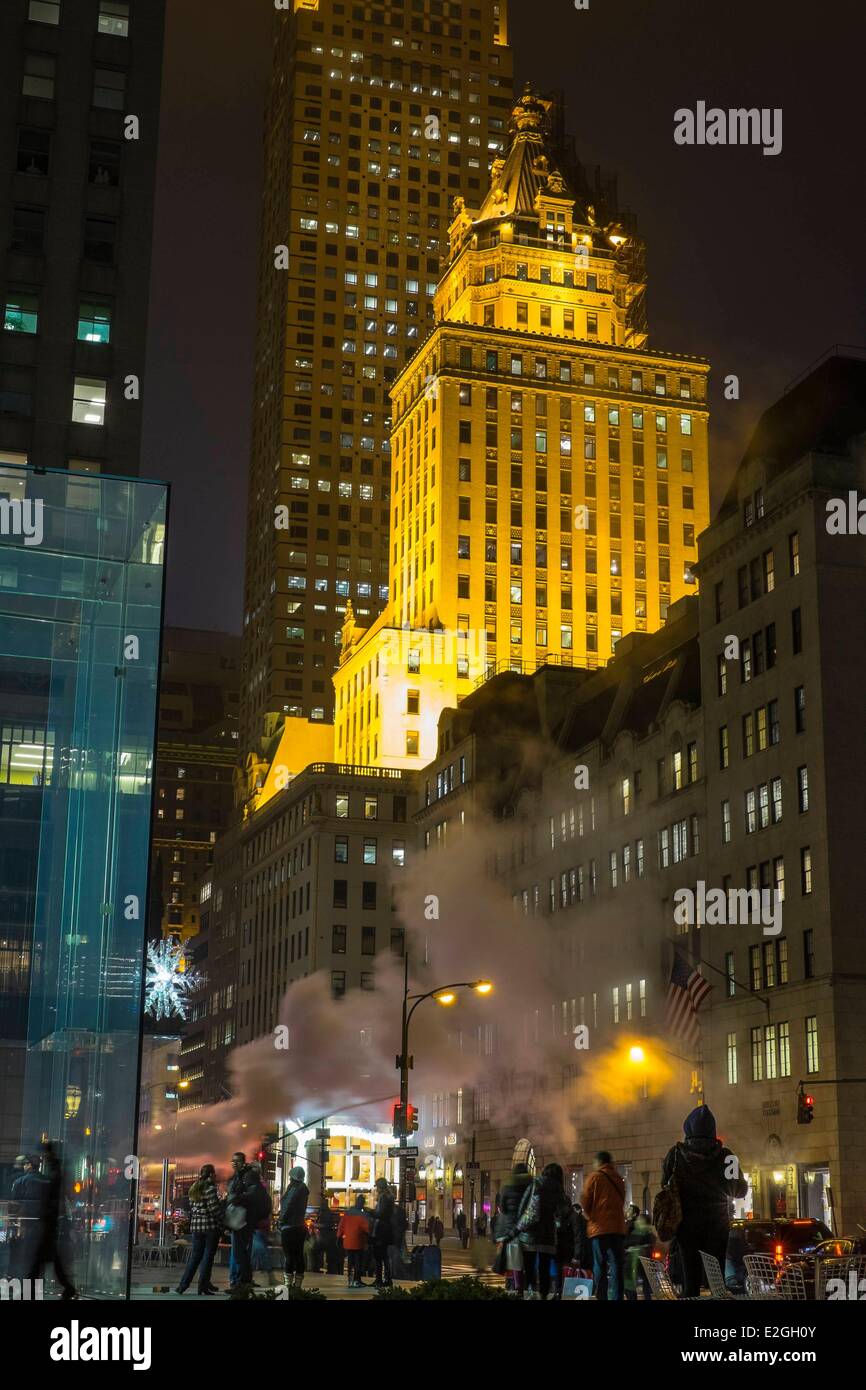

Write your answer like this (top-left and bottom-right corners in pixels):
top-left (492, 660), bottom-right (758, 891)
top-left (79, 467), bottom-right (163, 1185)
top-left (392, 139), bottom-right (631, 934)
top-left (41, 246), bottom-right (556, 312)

top-left (505, 1238), bottom-right (523, 1271)
top-left (224, 1202), bottom-right (247, 1232)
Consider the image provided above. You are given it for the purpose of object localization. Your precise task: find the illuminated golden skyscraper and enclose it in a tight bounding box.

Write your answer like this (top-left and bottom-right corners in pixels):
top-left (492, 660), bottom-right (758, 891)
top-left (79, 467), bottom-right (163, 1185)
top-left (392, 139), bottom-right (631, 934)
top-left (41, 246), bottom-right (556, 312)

top-left (333, 87), bottom-right (710, 771)
top-left (240, 0), bottom-right (513, 779)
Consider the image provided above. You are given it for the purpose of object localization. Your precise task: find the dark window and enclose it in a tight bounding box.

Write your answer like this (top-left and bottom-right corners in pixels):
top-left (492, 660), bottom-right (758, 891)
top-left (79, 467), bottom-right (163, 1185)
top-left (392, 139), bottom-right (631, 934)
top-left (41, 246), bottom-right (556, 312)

top-left (361, 925), bottom-right (376, 955)
top-left (333, 878), bottom-right (348, 909)
top-left (792, 607), bottom-right (802, 655)
top-left (362, 880), bottom-right (377, 910)
top-left (83, 218), bottom-right (117, 264)
top-left (794, 686), bottom-right (806, 734)
top-left (17, 128), bottom-right (50, 175)
top-left (331, 924), bottom-right (347, 954)
top-left (11, 207), bottom-right (45, 255)
top-left (803, 928), bottom-right (814, 979)
top-left (89, 139), bottom-right (121, 186)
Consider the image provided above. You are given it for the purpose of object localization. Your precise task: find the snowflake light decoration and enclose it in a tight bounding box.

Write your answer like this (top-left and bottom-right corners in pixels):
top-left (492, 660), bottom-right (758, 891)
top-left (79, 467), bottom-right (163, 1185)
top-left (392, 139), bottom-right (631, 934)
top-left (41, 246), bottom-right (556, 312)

top-left (144, 938), bottom-right (202, 1021)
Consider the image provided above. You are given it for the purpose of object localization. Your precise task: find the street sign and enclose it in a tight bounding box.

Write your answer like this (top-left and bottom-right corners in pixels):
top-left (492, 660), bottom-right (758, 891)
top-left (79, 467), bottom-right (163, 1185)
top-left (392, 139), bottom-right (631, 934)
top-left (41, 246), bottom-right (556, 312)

top-left (388, 1145), bottom-right (419, 1158)
top-left (465, 1161), bottom-right (480, 1170)
top-left (315, 1128), bottom-right (330, 1140)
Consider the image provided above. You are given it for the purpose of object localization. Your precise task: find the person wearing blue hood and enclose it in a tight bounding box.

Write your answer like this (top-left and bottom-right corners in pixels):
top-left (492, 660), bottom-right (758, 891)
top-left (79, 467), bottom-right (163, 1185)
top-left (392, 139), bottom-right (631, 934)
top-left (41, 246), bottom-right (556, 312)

top-left (661, 1105), bottom-right (748, 1296)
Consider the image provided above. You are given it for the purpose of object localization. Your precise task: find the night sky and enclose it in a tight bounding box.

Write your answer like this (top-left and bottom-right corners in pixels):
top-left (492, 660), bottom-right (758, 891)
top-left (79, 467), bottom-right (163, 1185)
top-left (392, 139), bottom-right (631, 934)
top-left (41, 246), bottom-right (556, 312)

top-left (142, 0), bottom-right (866, 633)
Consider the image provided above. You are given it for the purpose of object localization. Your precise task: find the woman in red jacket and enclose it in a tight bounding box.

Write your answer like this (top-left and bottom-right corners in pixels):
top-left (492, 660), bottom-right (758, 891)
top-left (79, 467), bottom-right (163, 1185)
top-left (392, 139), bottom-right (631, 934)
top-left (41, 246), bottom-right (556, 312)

top-left (337, 1198), bottom-right (370, 1288)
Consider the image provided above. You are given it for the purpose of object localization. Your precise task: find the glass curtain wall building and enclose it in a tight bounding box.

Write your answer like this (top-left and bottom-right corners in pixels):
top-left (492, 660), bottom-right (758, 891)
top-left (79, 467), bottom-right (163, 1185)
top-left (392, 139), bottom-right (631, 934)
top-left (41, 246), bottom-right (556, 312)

top-left (0, 461), bottom-right (166, 1298)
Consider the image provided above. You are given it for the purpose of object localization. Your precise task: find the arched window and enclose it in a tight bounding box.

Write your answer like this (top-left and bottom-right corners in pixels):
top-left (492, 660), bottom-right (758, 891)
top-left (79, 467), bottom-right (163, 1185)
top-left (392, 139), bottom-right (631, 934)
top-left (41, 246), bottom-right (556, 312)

top-left (511, 1138), bottom-right (536, 1175)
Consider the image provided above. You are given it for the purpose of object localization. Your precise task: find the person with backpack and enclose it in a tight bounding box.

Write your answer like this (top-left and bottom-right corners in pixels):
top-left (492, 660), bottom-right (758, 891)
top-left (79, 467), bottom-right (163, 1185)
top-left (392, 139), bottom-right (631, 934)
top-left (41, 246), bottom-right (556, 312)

top-left (581, 1151), bottom-right (626, 1301)
top-left (278, 1165), bottom-right (309, 1290)
top-left (493, 1161), bottom-right (533, 1293)
top-left (516, 1162), bottom-right (572, 1300)
top-left (225, 1150), bottom-right (270, 1290)
top-left (659, 1105), bottom-right (748, 1296)
top-left (177, 1164), bottom-right (224, 1296)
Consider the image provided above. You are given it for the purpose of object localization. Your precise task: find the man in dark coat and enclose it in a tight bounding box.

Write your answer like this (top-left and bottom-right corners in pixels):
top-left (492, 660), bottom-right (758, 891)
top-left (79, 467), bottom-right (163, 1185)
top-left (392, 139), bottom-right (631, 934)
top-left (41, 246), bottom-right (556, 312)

top-left (225, 1151), bottom-right (262, 1289)
top-left (16, 1146), bottom-right (77, 1298)
top-left (371, 1178), bottom-right (395, 1288)
top-left (661, 1105), bottom-right (748, 1296)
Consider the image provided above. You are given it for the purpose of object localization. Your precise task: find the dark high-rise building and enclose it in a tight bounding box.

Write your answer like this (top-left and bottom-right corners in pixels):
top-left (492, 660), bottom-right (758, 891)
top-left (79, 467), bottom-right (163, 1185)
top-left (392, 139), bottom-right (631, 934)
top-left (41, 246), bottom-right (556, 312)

top-left (0, 0), bottom-right (166, 477)
top-left (150, 627), bottom-right (241, 945)
top-left (240, 0), bottom-right (514, 760)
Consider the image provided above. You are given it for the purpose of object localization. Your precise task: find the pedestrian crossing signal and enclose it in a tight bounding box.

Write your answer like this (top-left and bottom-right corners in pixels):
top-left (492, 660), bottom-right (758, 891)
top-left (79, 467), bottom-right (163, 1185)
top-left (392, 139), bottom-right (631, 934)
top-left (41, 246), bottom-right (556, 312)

top-left (797, 1090), bottom-right (814, 1124)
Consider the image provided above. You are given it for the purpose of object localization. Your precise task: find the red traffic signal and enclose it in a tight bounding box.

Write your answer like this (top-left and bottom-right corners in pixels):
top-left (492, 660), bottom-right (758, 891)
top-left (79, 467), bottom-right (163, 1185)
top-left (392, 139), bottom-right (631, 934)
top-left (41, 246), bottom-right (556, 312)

top-left (797, 1090), bottom-right (814, 1124)
top-left (406, 1104), bottom-right (419, 1133)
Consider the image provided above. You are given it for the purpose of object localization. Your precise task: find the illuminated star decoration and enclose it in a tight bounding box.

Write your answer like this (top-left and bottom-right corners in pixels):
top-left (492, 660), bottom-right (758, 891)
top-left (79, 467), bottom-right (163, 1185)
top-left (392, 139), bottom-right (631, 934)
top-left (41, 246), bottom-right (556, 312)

top-left (144, 938), bottom-right (202, 1021)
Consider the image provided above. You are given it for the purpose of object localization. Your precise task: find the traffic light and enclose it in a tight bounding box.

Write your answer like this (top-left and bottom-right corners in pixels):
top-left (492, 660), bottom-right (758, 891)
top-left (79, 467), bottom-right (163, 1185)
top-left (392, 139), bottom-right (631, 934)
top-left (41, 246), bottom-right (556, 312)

top-left (797, 1090), bottom-right (814, 1125)
top-left (259, 1132), bottom-right (278, 1184)
top-left (406, 1104), bottom-right (419, 1133)
top-left (392, 1103), bottom-right (406, 1138)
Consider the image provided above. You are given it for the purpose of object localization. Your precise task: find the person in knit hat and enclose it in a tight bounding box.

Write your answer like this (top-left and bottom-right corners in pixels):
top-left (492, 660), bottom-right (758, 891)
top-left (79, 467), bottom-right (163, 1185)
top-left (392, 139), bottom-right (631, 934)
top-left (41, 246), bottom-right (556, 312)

top-left (278, 1165), bottom-right (309, 1289)
top-left (661, 1105), bottom-right (748, 1296)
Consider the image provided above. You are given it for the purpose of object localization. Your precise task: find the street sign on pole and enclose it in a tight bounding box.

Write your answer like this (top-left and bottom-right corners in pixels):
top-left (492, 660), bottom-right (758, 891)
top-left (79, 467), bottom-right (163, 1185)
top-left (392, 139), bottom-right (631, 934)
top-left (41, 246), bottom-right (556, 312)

top-left (388, 1145), bottom-right (419, 1158)
top-left (466, 1160), bottom-right (480, 1170)
top-left (315, 1128), bottom-right (330, 1140)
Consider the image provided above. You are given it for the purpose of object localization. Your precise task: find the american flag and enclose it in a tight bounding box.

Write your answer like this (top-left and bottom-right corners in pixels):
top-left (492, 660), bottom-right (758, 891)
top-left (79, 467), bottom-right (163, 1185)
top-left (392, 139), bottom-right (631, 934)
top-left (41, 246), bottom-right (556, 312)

top-left (665, 950), bottom-right (711, 1051)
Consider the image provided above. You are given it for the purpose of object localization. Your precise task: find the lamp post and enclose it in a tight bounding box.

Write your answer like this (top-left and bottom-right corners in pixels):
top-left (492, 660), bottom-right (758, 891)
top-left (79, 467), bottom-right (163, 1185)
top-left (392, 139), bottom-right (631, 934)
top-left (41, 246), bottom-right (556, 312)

top-left (141, 1079), bottom-right (188, 1246)
top-left (627, 1043), bottom-right (704, 1104)
top-left (395, 954), bottom-right (492, 1207)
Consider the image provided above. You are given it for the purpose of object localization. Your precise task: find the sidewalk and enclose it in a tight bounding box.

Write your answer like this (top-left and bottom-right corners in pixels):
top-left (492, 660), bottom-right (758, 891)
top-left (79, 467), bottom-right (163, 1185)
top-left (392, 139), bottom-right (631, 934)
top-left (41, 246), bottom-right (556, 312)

top-left (129, 1234), bottom-right (493, 1302)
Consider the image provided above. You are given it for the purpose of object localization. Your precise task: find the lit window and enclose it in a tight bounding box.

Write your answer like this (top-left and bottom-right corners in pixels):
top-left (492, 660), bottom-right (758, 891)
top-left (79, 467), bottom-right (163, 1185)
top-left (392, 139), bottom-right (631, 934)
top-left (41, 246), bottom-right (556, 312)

top-left (4, 294), bottom-right (39, 335)
top-left (72, 377), bottom-right (107, 426)
top-left (29, 1), bottom-right (60, 23)
top-left (77, 303), bottom-right (111, 344)
top-left (98, 1), bottom-right (130, 35)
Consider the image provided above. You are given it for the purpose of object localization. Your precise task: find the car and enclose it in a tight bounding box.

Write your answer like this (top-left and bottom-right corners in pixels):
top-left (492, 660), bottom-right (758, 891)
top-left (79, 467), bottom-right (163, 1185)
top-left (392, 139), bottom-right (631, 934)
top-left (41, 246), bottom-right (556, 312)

top-left (783, 1235), bottom-right (866, 1298)
top-left (725, 1218), bottom-right (832, 1292)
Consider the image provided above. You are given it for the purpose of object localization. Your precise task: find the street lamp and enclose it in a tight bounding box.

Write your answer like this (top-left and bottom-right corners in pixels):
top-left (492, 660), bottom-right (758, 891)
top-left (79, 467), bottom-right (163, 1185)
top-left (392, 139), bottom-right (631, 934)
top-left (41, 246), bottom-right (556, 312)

top-left (626, 1040), bottom-right (704, 1103)
top-left (395, 955), bottom-right (492, 1164)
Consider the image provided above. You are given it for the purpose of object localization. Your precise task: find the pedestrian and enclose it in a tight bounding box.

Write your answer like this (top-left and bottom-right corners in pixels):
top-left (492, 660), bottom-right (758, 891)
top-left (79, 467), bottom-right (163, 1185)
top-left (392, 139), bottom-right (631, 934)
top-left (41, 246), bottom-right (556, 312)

top-left (411, 1209), bottom-right (420, 1238)
top-left (425, 1214), bottom-right (436, 1245)
top-left (432, 1215), bottom-right (444, 1247)
top-left (389, 1201), bottom-right (408, 1279)
top-left (316, 1204), bottom-right (342, 1274)
top-left (177, 1164), bottom-right (223, 1296)
top-left (624, 1206), bottom-right (654, 1301)
top-left (581, 1151), bottom-right (626, 1301)
top-left (493, 1161), bottom-right (533, 1294)
top-left (225, 1150), bottom-right (268, 1290)
top-left (516, 1162), bottom-right (572, 1300)
top-left (248, 1161), bottom-right (277, 1284)
top-left (455, 1208), bottom-right (468, 1248)
top-left (371, 1178), bottom-right (395, 1288)
top-left (661, 1104), bottom-right (748, 1297)
top-left (278, 1165), bottom-right (309, 1291)
top-left (338, 1196), bottom-right (370, 1288)
top-left (17, 1145), bottom-right (77, 1300)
